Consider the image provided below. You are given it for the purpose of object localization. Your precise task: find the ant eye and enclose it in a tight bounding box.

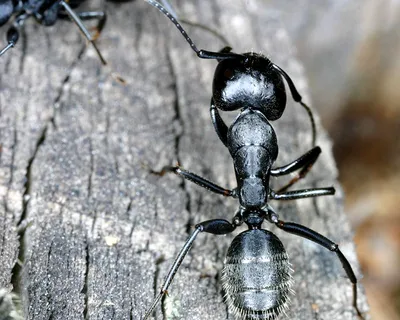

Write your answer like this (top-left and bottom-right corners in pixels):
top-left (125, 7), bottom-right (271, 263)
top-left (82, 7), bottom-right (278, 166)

top-left (224, 68), bottom-right (234, 79)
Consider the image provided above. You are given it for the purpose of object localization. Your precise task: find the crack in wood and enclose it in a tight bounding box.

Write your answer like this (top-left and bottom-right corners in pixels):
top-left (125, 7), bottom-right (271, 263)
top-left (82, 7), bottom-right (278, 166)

top-left (82, 240), bottom-right (90, 320)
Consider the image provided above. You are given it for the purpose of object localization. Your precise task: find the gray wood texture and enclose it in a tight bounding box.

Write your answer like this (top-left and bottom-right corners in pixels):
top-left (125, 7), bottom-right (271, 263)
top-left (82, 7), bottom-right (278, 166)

top-left (0, 0), bottom-right (369, 319)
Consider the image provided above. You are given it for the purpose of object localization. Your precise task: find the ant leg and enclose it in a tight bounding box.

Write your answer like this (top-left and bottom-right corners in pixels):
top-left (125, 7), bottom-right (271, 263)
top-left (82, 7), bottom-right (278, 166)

top-left (58, 11), bottom-right (107, 40)
top-left (0, 13), bottom-right (28, 57)
top-left (210, 98), bottom-right (229, 147)
top-left (271, 146), bottom-right (321, 192)
top-left (270, 187), bottom-right (335, 200)
top-left (151, 165), bottom-right (235, 197)
top-left (273, 63), bottom-right (316, 147)
top-left (143, 219), bottom-right (236, 320)
top-left (59, 1), bottom-right (107, 65)
top-left (275, 219), bottom-right (364, 319)
top-left (0, 27), bottom-right (18, 56)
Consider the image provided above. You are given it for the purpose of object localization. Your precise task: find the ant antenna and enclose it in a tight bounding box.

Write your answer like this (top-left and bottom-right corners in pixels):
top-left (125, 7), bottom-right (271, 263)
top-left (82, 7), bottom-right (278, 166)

top-left (272, 64), bottom-right (316, 147)
top-left (145, 0), bottom-right (243, 61)
top-left (179, 19), bottom-right (231, 48)
top-left (158, 0), bottom-right (230, 49)
top-left (60, 1), bottom-right (107, 65)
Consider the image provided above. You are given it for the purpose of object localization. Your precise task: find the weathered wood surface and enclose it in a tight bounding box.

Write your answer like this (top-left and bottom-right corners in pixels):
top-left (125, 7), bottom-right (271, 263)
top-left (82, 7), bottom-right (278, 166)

top-left (0, 0), bottom-right (369, 319)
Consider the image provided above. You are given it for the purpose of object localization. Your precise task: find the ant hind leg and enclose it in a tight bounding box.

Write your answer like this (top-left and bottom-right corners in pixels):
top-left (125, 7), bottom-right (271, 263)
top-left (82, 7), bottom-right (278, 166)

top-left (275, 219), bottom-right (365, 319)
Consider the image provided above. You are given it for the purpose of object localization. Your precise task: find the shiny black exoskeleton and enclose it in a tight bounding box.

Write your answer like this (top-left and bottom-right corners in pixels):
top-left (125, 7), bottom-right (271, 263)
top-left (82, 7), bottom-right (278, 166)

top-left (143, 1), bottom-right (364, 319)
top-left (0, 0), bottom-right (107, 62)
top-left (213, 53), bottom-right (286, 120)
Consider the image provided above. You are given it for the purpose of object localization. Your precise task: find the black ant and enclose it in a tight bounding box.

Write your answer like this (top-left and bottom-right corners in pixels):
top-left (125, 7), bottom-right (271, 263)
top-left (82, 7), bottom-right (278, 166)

top-left (143, 1), bottom-right (365, 319)
top-left (0, 0), bottom-right (107, 63)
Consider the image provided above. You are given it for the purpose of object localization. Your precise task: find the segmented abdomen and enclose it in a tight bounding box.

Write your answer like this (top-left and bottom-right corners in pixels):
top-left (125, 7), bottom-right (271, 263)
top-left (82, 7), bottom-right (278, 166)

top-left (222, 229), bottom-right (293, 320)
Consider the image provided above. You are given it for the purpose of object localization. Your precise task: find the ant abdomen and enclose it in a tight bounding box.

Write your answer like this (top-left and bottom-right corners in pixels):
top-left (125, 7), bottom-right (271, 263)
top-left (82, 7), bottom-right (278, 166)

top-left (222, 229), bottom-right (293, 320)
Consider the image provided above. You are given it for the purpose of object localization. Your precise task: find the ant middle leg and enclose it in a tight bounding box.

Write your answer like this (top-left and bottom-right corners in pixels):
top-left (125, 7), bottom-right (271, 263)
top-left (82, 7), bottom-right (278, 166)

top-left (275, 219), bottom-right (365, 319)
top-left (270, 186), bottom-right (335, 200)
top-left (271, 146), bottom-right (321, 192)
top-left (150, 165), bottom-right (235, 197)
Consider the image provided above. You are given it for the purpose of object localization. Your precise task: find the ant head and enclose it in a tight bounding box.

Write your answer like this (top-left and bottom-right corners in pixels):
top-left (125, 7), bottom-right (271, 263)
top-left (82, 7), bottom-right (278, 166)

top-left (212, 53), bottom-right (287, 121)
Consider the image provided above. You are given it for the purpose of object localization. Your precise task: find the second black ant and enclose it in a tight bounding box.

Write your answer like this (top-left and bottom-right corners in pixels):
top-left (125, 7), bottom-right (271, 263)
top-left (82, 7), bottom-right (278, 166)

top-left (0, 0), bottom-right (108, 62)
top-left (143, 1), bottom-right (365, 319)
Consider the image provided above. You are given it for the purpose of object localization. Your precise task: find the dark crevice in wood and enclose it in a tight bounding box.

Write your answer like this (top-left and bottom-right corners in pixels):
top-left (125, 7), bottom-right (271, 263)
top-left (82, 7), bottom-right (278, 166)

top-left (18, 125), bottom-right (47, 227)
top-left (161, 294), bottom-right (167, 320)
top-left (88, 138), bottom-right (94, 199)
top-left (128, 207), bottom-right (135, 241)
top-left (46, 240), bottom-right (54, 315)
top-left (82, 240), bottom-right (90, 320)
top-left (153, 256), bottom-right (165, 320)
top-left (10, 236), bottom-right (23, 297)
top-left (129, 303), bottom-right (133, 320)
top-left (52, 44), bottom-right (86, 129)
top-left (165, 48), bottom-right (193, 236)
top-left (126, 198), bottom-right (133, 216)
top-left (165, 51), bottom-right (182, 167)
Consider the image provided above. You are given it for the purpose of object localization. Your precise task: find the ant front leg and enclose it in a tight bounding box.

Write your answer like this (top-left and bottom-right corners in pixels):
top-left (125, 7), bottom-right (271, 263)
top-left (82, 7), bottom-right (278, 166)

top-left (275, 219), bottom-right (365, 319)
top-left (210, 98), bottom-right (229, 147)
top-left (150, 165), bottom-right (235, 198)
top-left (143, 219), bottom-right (236, 320)
top-left (208, 48), bottom-right (236, 147)
top-left (271, 146), bottom-right (321, 192)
